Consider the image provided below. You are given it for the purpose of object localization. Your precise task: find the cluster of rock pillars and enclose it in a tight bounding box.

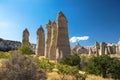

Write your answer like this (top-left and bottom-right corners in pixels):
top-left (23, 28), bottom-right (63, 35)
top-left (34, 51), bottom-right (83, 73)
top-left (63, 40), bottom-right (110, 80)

top-left (22, 11), bottom-right (71, 61)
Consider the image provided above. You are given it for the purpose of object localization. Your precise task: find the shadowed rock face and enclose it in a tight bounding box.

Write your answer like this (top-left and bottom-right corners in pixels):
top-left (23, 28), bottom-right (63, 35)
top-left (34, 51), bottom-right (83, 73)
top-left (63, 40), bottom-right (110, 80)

top-left (22, 28), bottom-right (29, 45)
top-left (36, 26), bottom-right (45, 56)
top-left (56, 11), bottom-right (71, 60)
top-left (0, 38), bottom-right (21, 51)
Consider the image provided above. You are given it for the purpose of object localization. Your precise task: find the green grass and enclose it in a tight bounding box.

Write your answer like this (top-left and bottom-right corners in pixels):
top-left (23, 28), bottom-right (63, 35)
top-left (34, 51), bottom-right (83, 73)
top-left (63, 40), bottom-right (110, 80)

top-left (0, 51), bottom-right (10, 59)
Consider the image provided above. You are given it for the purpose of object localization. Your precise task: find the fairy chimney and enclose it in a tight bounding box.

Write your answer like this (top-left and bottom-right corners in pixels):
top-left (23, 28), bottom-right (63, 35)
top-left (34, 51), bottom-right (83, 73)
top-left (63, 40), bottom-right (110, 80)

top-left (49, 21), bottom-right (57, 60)
top-left (56, 11), bottom-right (71, 61)
top-left (36, 26), bottom-right (45, 56)
top-left (45, 20), bottom-right (52, 58)
top-left (22, 28), bottom-right (30, 45)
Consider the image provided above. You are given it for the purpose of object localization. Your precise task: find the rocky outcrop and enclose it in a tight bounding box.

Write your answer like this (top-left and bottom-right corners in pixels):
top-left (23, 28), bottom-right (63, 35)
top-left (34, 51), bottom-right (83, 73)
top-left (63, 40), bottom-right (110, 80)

top-left (45, 20), bottom-right (52, 58)
top-left (0, 38), bottom-right (21, 51)
top-left (72, 43), bottom-right (88, 54)
top-left (116, 40), bottom-right (120, 54)
top-left (22, 28), bottom-right (30, 45)
top-left (56, 11), bottom-right (71, 61)
top-left (99, 42), bottom-right (107, 55)
top-left (36, 26), bottom-right (45, 56)
top-left (49, 21), bottom-right (57, 60)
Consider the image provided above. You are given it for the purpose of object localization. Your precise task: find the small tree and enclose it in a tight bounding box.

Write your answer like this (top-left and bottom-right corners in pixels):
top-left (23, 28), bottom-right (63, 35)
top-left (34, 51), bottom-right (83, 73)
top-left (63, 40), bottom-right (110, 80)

top-left (109, 58), bottom-right (120, 79)
top-left (86, 55), bottom-right (112, 78)
top-left (19, 44), bottom-right (33, 55)
top-left (60, 54), bottom-right (81, 67)
top-left (0, 53), bottom-right (47, 80)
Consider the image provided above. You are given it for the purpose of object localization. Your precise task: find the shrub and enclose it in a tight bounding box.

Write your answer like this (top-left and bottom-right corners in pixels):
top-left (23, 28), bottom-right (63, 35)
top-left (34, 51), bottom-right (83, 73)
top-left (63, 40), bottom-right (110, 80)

top-left (85, 55), bottom-right (111, 78)
top-left (56, 64), bottom-right (87, 80)
top-left (35, 58), bottom-right (55, 72)
top-left (109, 58), bottom-right (120, 79)
top-left (60, 54), bottom-right (81, 67)
top-left (19, 44), bottom-right (33, 55)
top-left (0, 52), bottom-right (47, 80)
top-left (85, 55), bottom-right (120, 79)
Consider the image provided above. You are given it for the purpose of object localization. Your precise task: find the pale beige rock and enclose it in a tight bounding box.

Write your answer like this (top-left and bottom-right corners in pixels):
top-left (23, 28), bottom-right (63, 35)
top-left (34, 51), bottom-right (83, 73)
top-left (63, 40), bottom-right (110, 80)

top-left (36, 26), bottom-right (45, 56)
top-left (49, 21), bottom-right (57, 60)
top-left (99, 42), bottom-right (106, 55)
top-left (22, 28), bottom-right (30, 45)
top-left (94, 42), bottom-right (100, 56)
top-left (107, 44), bottom-right (117, 54)
top-left (56, 11), bottom-right (71, 61)
top-left (88, 47), bottom-right (93, 56)
top-left (105, 47), bottom-right (108, 55)
top-left (45, 20), bottom-right (52, 58)
top-left (116, 40), bottom-right (120, 54)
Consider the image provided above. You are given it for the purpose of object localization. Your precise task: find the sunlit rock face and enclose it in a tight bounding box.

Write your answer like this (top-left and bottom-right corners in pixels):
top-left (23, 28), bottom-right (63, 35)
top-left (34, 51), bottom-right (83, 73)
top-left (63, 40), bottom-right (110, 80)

top-left (36, 26), bottom-right (45, 56)
top-left (45, 20), bottom-right (52, 58)
top-left (49, 21), bottom-right (57, 60)
top-left (22, 28), bottom-right (30, 45)
top-left (56, 11), bottom-right (71, 61)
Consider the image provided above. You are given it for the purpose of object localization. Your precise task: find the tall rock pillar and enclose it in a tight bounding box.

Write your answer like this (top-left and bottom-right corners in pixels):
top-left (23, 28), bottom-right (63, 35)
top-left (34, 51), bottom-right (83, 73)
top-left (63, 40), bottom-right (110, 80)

top-left (56, 11), bottom-right (71, 61)
top-left (45, 20), bottom-right (52, 58)
top-left (117, 40), bottom-right (120, 54)
top-left (22, 28), bottom-right (30, 45)
top-left (99, 42), bottom-right (106, 55)
top-left (49, 21), bottom-right (57, 60)
top-left (94, 42), bottom-right (100, 56)
top-left (36, 26), bottom-right (45, 56)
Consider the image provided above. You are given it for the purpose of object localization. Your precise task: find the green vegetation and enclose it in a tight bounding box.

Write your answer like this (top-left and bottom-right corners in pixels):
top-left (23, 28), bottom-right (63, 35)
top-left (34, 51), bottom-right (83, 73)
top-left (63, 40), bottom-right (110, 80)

top-left (109, 58), bottom-right (120, 79)
top-left (35, 58), bottom-right (55, 72)
top-left (0, 52), bottom-right (46, 80)
top-left (60, 54), bottom-right (81, 67)
top-left (57, 64), bottom-right (87, 80)
top-left (0, 51), bottom-right (10, 59)
top-left (19, 44), bottom-right (33, 55)
top-left (1, 45), bottom-right (120, 80)
top-left (85, 55), bottom-right (120, 79)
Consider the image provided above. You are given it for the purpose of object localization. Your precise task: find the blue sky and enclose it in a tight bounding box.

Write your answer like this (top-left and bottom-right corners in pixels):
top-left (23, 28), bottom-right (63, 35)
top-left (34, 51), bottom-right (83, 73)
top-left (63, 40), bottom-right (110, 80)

top-left (0, 0), bottom-right (120, 46)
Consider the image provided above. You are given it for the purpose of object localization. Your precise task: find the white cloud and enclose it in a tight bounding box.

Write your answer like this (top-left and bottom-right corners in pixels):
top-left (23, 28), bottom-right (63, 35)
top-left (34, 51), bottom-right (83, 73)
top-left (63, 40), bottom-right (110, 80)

top-left (70, 36), bottom-right (89, 43)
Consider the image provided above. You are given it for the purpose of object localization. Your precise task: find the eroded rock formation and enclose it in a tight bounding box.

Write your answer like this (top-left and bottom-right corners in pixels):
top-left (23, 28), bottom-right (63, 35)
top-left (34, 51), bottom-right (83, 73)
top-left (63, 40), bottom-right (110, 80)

top-left (36, 26), bottom-right (45, 56)
top-left (22, 28), bottom-right (29, 45)
top-left (45, 20), bottom-right (52, 58)
top-left (56, 11), bottom-right (71, 61)
top-left (49, 21), bottom-right (57, 60)
top-left (0, 38), bottom-right (21, 51)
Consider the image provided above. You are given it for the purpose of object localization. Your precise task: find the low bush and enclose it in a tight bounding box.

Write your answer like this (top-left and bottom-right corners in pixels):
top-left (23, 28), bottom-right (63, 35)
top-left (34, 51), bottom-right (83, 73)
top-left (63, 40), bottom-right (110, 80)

top-left (35, 58), bottom-right (55, 72)
top-left (60, 54), bottom-right (81, 67)
top-left (19, 44), bottom-right (33, 55)
top-left (56, 64), bottom-right (87, 80)
top-left (0, 52), bottom-right (47, 80)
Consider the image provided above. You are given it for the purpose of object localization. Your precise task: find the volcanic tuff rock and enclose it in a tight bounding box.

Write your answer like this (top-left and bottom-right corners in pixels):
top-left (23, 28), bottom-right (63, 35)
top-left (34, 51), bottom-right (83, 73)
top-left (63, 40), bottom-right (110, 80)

top-left (36, 26), bottom-right (45, 56)
top-left (0, 38), bottom-right (21, 51)
top-left (71, 43), bottom-right (88, 54)
top-left (45, 20), bottom-right (52, 58)
top-left (22, 28), bottom-right (30, 45)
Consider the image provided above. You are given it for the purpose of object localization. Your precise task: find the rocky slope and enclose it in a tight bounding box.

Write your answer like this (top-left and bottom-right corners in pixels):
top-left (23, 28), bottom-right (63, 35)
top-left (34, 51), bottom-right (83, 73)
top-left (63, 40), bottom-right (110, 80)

top-left (0, 38), bottom-right (21, 51)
